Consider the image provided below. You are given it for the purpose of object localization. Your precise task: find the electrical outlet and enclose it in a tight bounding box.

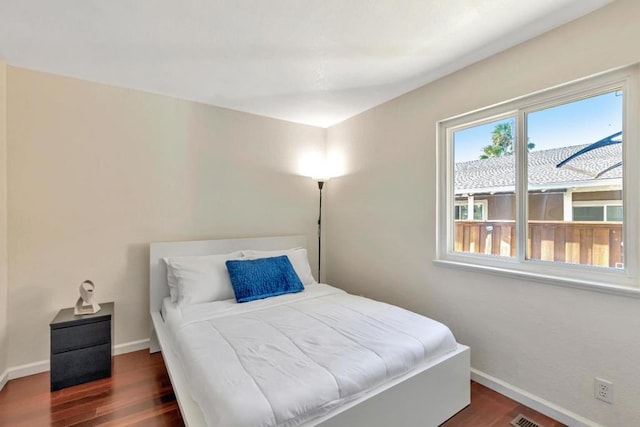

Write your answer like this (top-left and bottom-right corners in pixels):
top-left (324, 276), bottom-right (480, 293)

top-left (595, 377), bottom-right (614, 404)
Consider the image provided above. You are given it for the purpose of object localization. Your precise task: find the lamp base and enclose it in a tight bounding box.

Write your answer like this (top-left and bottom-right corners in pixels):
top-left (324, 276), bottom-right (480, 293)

top-left (74, 298), bottom-right (101, 315)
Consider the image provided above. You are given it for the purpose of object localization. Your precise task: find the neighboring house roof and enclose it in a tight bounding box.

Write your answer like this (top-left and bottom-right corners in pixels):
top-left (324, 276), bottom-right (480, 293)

top-left (455, 142), bottom-right (622, 194)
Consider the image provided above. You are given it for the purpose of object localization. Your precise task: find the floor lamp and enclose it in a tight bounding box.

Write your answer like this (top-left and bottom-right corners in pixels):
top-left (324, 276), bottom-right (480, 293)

top-left (314, 178), bottom-right (328, 282)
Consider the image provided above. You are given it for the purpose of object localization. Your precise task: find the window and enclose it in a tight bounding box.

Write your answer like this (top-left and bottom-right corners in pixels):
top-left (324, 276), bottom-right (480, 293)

top-left (572, 201), bottom-right (623, 222)
top-left (454, 200), bottom-right (487, 220)
top-left (436, 66), bottom-right (640, 292)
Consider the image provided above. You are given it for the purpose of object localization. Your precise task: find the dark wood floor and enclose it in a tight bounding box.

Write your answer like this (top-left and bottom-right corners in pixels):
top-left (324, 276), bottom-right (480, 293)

top-left (0, 350), bottom-right (565, 426)
top-left (0, 350), bottom-right (181, 426)
top-left (442, 381), bottom-right (565, 427)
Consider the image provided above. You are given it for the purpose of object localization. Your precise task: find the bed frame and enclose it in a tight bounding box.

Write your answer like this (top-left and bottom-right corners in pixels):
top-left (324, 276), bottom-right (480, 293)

top-left (150, 235), bottom-right (470, 427)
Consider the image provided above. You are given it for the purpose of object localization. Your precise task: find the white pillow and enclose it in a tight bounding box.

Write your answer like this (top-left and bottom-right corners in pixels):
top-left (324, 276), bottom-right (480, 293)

top-left (163, 251), bottom-right (243, 306)
top-left (241, 248), bottom-right (316, 286)
top-left (164, 259), bottom-right (179, 303)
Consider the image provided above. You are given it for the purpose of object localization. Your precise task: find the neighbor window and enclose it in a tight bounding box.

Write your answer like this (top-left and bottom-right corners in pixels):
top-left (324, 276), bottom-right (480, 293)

top-left (436, 66), bottom-right (639, 291)
top-left (572, 202), bottom-right (623, 222)
top-left (454, 200), bottom-right (487, 221)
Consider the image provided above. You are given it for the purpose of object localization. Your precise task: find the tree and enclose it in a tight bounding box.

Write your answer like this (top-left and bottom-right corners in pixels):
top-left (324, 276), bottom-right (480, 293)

top-left (479, 121), bottom-right (534, 159)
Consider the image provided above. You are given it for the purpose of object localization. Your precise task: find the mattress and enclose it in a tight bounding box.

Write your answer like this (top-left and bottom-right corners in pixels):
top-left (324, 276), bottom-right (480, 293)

top-left (162, 284), bottom-right (457, 427)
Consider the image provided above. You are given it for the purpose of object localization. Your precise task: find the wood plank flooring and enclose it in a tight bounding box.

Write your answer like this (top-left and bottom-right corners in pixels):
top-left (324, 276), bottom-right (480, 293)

top-left (0, 350), bottom-right (565, 426)
top-left (0, 350), bottom-right (181, 426)
top-left (442, 381), bottom-right (565, 427)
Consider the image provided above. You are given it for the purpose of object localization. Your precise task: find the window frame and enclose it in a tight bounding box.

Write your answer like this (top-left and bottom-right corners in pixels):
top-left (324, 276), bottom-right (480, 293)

top-left (435, 66), bottom-right (640, 295)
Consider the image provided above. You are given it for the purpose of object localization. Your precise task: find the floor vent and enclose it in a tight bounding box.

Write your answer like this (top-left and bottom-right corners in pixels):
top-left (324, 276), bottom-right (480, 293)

top-left (510, 414), bottom-right (542, 427)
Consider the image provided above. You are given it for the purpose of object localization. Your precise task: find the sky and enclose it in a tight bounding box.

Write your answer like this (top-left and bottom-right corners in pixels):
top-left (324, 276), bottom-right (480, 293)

top-left (453, 90), bottom-right (623, 163)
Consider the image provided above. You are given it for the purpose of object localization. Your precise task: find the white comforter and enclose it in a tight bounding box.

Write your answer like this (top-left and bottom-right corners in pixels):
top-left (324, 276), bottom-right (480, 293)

top-left (168, 284), bottom-right (457, 427)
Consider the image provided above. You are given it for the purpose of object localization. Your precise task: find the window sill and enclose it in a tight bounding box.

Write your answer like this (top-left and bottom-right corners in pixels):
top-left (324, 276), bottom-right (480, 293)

top-left (432, 259), bottom-right (640, 299)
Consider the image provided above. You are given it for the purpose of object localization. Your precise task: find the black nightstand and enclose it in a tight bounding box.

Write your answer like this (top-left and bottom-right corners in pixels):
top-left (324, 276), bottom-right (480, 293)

top-left (49, 302), bottom-right (114, 391)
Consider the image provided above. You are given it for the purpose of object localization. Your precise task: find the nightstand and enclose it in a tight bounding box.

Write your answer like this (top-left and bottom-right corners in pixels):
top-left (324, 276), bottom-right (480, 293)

top-left (49, 302), bottom-right (114, 391)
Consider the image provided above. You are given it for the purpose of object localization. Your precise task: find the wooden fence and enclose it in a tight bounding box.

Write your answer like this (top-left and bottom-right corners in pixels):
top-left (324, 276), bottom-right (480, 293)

top-left (454, 220), bottom-right (623, 267)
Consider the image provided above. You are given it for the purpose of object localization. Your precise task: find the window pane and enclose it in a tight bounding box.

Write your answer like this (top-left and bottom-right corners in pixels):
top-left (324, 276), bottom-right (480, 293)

top-left (453, 117), bottom-right (516, 257)
top-left (573, 206), bottom-right (604, 221)
top-left (526, 91), bottom-right (623, 268)
top-left (473, 204), bottom-right (484, 220)
top-left (606, 205), bottom-right (623, 221)
top-left (457, 205), bottom-right (468, 220)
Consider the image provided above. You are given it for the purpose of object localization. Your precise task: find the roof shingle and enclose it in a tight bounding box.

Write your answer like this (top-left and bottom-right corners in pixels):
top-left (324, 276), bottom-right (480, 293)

top-left (454, 143), bottom-right (622, 193)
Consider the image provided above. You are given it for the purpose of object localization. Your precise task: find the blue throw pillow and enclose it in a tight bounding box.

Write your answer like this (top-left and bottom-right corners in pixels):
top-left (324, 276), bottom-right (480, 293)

top-left (225, 255), bottom-right (304, 303)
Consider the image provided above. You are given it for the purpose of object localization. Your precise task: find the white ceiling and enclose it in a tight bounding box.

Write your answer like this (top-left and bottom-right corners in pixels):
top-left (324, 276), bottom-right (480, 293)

top-left (0, 0), bottom-right (612, 128)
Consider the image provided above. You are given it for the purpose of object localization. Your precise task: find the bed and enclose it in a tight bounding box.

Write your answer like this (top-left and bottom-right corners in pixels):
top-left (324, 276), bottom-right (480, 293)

top-left (150, 235), bottom-right (470, 427)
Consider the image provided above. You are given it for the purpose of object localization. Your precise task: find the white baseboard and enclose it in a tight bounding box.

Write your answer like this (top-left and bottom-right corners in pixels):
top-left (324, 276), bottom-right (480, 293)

top-left (4, 338), bottom-right (151, 383)
top-left (0, 369), bottom-right (8, 392)
top-left (114, 338), bottom-right (149, 355)
top-left (471, 368), bottom-right (601, 427)
top-left (7, 358), bottom-right (50, 381)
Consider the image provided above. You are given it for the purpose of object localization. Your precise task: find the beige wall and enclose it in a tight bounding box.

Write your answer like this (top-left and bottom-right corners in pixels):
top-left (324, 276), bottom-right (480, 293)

top-left (326, 1), bottom-right (640, 425)
top-left (6, 67), bottom-right (325, 367)
top-left (0, 59), bottom-right (7, 382)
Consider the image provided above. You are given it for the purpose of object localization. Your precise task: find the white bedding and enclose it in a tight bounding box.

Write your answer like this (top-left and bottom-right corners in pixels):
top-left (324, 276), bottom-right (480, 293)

top-left (163, 284), bottom-right (457, 427)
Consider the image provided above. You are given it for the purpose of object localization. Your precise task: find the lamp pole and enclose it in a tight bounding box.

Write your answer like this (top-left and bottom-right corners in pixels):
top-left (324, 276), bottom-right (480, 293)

top-left (317, 180), bottom-right (324, 282)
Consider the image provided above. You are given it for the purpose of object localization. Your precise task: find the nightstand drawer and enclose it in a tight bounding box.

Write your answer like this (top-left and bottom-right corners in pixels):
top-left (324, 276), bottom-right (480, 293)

top-left (51, 320), bottom-right (110, 354)
top-left (50, 343), bottom-right (111, 391)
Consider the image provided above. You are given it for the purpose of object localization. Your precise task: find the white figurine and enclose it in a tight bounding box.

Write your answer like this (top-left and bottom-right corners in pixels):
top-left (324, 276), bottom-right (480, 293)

top-left (74, 280), bottom-right (101, 315)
